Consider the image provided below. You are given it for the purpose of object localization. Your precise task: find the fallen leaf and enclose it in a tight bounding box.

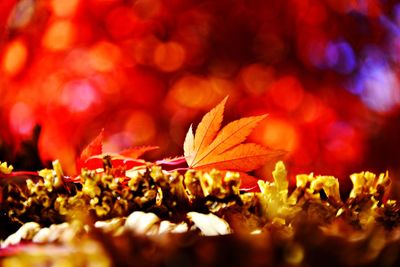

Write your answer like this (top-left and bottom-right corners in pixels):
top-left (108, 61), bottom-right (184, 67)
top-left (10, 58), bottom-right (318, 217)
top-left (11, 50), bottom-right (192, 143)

top-left (84, 154), bottom-right (147, 170)
top-left (76, 129), bottom-right (104, 172)
top-left (119, 146), bottom-right (159, 159)
top-left (191, 115), bottom-right (267, 167)
top-left (76, 130), bottom-right (154, 173)
top-left (236, 172), bottom-right (262, 192)
top-left (196, 143), bottom-right (283, 172)
top-left (79, 129), bottom-right (104, 163)
top-left (184, 98), bottom-right (279, 173)
top-left (185, 96), bottom-right (228, 166)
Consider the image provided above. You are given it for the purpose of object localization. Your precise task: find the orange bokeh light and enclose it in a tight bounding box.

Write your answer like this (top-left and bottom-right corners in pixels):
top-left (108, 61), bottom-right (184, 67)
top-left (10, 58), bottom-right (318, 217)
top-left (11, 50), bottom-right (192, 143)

top-left (2, 39), bottom-right (28, 76)
top-left (124, 111), bottom-right (156, 145)
top-left (253, 117), bottom-right (299, 153)
top-left (154, 41), bottom-right (186, 72)
top-left (50, 0), bottom-right (80, 17)
top-left (42, 20), bottom-right (75, 51)
top-left (241, 64), bottom-right (274, 95)
top-left (168, 75), bottom-right (231, 110)
top-left (89, 41), bottom-right (121, 72)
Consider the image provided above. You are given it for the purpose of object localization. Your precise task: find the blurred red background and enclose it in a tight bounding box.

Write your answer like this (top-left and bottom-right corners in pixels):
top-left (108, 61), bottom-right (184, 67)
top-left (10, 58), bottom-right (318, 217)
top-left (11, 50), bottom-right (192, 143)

top-left (1, 0), bottom-right (400, 185)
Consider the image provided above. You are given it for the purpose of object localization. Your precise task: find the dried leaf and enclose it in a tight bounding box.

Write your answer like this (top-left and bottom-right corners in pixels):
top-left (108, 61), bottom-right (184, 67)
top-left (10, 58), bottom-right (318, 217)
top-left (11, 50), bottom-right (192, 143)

top-left (235, 172), bottom-right (260, 192)
top-left (196, 143), bottom-right (283, 172)
top-left (184, 96), bottom-right (227, 166)
top-left (77, 130), bottom-right (153, 172)
top-left (191, 115), bottom-right (267, 168)
top-left (85, 154), bottom-right (147, 170)
top-left (79, 129), bottom-right (104, 163)
top-left (184, 98), bottom-right (276, 173)
top-left (76, 129), bottom-right (104, 172)
top-left (119, 146), bottom-right (159, 159)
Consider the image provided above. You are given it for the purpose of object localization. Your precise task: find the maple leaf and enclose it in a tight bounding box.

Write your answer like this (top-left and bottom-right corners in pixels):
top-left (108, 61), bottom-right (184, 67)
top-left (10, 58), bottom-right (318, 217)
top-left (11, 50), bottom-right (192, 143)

top-left (76, 130), bottom-right (156, 173)
top-left (79, 129), bottom-right (104, 163)
top-left (76, 129), bottom-right (104, 172)
top-left (195, 143), bottom-right (283, 172)
top-left (184, 96), bottom-right (228, 166)
top-left (119, 146), bottom-right (159, 159)
top-left (184, 97), bottom-right (281, 173)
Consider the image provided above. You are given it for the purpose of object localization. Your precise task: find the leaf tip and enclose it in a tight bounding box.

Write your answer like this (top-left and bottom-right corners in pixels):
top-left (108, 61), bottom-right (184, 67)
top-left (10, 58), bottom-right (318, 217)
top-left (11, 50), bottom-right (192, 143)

top-left (259, 113), bottom-right (268, 120)
top-left (214, 96), bottom-right (229, 111)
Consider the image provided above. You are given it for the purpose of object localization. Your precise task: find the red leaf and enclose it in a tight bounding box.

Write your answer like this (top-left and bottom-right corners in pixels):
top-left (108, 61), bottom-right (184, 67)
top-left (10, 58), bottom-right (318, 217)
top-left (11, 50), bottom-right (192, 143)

top-left (79, 129), bottom-right (104, 163)
top-left (84, 155), bottom-right (147, 170)
top-left (76, 129), bottom-right (104, 173)
top-left (238, 172), bottom-right (261, 192)
top-left (76, 130), bottom-right (157, 174)
top-left (119, 146), bottom-right (159, 159)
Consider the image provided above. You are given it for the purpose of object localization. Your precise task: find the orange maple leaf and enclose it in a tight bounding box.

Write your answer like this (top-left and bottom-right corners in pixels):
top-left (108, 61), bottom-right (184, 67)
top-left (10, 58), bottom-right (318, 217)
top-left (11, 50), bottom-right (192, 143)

top-left (184, 97), bottom-right (282, 172)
